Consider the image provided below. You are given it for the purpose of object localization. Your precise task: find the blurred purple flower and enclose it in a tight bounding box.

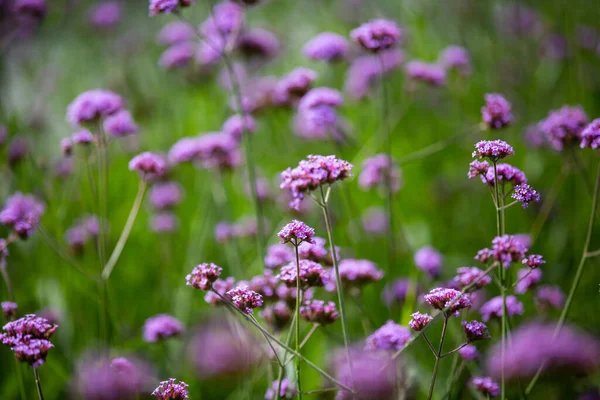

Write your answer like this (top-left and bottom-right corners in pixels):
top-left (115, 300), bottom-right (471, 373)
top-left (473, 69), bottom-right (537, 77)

top-left (405, 60), bottom-right (446, 86)
top-left (0, 192), bottom-right (45, 239)
top-left (580, 119), bottom-right (600, 149)
top-left (351, 19), bottom-right (403, 52)
top-left (129, 152), bottom-right (168, 181)
top-left (159, 42), bottom-right (195, 69)
top-left (534, 285), bottom-right (565, 312)
top-left (459, 344), bottom-right (479, 361)
top-left (222, 114), bottom-right (256, 142)
top-left (345, 49), bottom-right (404, 99)
top-left (479, 295), bottom-right (523, 321)
top-left (359, 154), bottom-right (402, 193)
top-left (14, 0), bottom-right (46, 18)
top-left (481, 93), bottom-right (513, 130)
top-left (303, 32), bottom-right (349, 62)
top-left (471, 376), bottom-right (500, 398)
top-left (338, 258), bottom-right (383, 287)
top-left (539, 105), bottom-right (588, 151)
top-left (2, 302), bottom-right (18, 320)
top-left (157, 21), bottom-right (196, 45)
top-left (151, 212), bottom-right (179, 233)
top-left (439, 45), bottom-right (471, 76)
top-left (204, 277), bottom-right (235, 306)
top-left (414, 246), bottom-right (443, 279)
top-left (454, 266), bottom-right (492, 290)
top-left (361, 207), bottom-right (388, 235)
top-left (8, 137), bottom-right (30, 167)
top-left (264, 243), bottom-right (294, 269)
top-left (89, 2), bottom-right (121, 30)
top-left (143, 314), bottom-right (184, 342)
top-left (103, 110), bottom-right (138, 137)
top-left (149, 182), bottom-right (183, 210)
top-left (72, 129), bottom-right (95, 145)
top-left (514, 268), bottom-right (542, 294)
top-left (236, 28), bottom-right (280, 60)
top-left (273, 68), bottom-right (318, 107)
top-left (66, 89), bottom-right (123, 127)
top-left (334, 349), bottom-right (399, 400)
top-left (260, 301), bottom-right (292, 331)
top-left (264, 378), bottom-right (297, 399)
top-left (149, 0), bottom-right (194, 17)
top-left (276, 259), bottom-right (328, 289)
top-left (365, 320), bottom-right (411, 351)
top-left (152, 378), bottom-right (189, 399)
top-left (300, 299), bottom-right (339, 325)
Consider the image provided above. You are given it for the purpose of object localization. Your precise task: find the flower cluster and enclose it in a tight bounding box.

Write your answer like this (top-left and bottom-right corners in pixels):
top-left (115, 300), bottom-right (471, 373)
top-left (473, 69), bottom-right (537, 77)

top-left (439, 45), bottom-right (471, 76)
top-left (65, 215), bottom-right (102, 254)
top-left (404, 61), bottom-right (447, 86)
top-left (345, 49), bottom-right (404, 99)
top-left (424, 288), bottom-right (472, 315)
top-left (539, 105), bottom-right (589, 151)
top-left (142, 314), bottom-right (184, 342)
top-left (338, 259), bottom-right (384, 287)
top-left (66, 89), bottom-right (124, 127)
top-left (414, 246), bottom-right (443, 279)
top-left (365, 320), bottom-right (411, 351)
top-left (534, 285), bottom-right (565, 312)
top-left (151, 378), bottom-right (189, 399)
top-left (512, 184), bottom-right (541, 208)
top-left (351, 19), bottom-right (403, 52)
top-left (300, 299), bottom-right (339, 325)
top-left (409, 312), bottom-right (433, 331)
top-left (382, 279), bottom-right (413, 306)
top-left (481, 93), bottom-right (513, 130)
top-left (278, 220), bottom-right (315, 245)
top-left (471, 376), bottom-right (500, 398)
top-left (276, 260), bottom-right (328, 289)
top-left (273, 68), bottom-right (317, 107)
top-left (0, 192), bottom-right (45, 239)
top-left (476, 235), bottom-right (528, 268)
top-left (303, 32), bottom-right (348, 62)
top-left (264, 244), bottom-right (294, 269)
top-left (479, 295), bottom-right (524, 321)
top-left (129, 152), bottom-right (168, 181)
top-left (358, 154), bottom-right (403, 193)
top-left (514, 268), bottom-right (542, 294)
top-left (186, 263), bottom-right (223, 291)
top-left (2, 301), bottom-right (18, 320)
top-left (453, 266), bottom-right (492, 290)
top-left (462, 320), bottom-right (491, 342)
top-left (294, 88), bottom-right (344, 140)
top-left (580, 118), bottom-right (600, 149)
top-left (149, 0), bottom-right (193, 17)
top-left (472, 140), bottom-right (515, 161)
top-left (0, 314), bottom-right (58, 367)
top-left (226, 285), bottom-right (263, 314)
top-left (169, 132), bottom-right (241, 170)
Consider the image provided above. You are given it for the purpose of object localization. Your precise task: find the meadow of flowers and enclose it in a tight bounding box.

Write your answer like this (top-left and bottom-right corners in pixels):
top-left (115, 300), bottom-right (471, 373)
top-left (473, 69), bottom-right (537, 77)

top-left (1, 0), bottom-right (600, 399)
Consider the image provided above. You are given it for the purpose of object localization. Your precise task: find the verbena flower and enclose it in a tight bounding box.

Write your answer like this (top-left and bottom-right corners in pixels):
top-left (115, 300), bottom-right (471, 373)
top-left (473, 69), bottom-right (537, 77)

top-left (159, 43), bottom-right (195, 70)
top-left (483, 163), bottom-right (527, 187)
top-left (454, 266), bottom-right (492, 290)
top-left (143, 314), bottom-right (184, 343)
top-left (278, 220), bottom-right (315, 245)
top-left (361, 207), bottom-right (388, 235)
top-left (236, 28), bottom-right (280, 60)
top-left (72, 129), bottom-right (95, 145)
top-left (294, 88), bottom-right (344, 140)
top-left (149, 182), bottom-right (183, 210)
top-left (65, 224), bottom-right (89, 254)
top-left (534, 285), bottom-right (565, 312)
top-left (300, 299), bottom-right (339, 325)
top-left (149, 0), bottom-right (193, 17)
top-left (424, 288), bottom-right (472, 315)
top-left (408, 312), bottom-right (433, 331)
top-left (344, 49), bottom-right (404, 99)
top-left (169, 132), bottom-right (241, 170)
top-left (8, 137), bottom-right (29, 167)
top-left (129, 152), bottom-right (168, 181)
top-left (186, 263), bottom-right (222, 291)
top-left (334, 349), bottom-right (399, 400)
top-left (414, 246), bottom-right (443, 279)
top-left (0, 192), bottom-right (45, 239)
top-left (439, 45), bottom-right (471, 76)
top-left (365, 320), bottom-right (411, 351)
top-left (151, 378), bottom-right (189, 399)
top-left (350, 19), bottom-right (403, 52)
top-left (303, 32), bottom-right (349, 62)
top-left (462, 320), bottom-right (491, 342)
top-left (539, 105), bottom-right (589, 151)
top-left (471, 376), bottom-right (500, 398)
top-left (264, 378), bottom-right (297, 399)
top-left (491, 234), bottom-right (528, 267)
top-left (61, 138), bottom-right (73, 156)
top-left (204, 277), bottom-right (235, 306)
top-left (276, 285), bottom-right (314, 308)
top-left (2, 302), bottom-right (18, 320)
top-left (264, 244), bottom-right (294, 269)
top-left (382, 279), bottom-right (415, 306)
top-left (157, 21), bottom-right (195, 45)
top-left (89, 2), bottom-right (121, 30)
top-left (222, 114), bottom-right (256, 142)
top-left (260, 301), bottom-right (292, 330)
top-left (512, 184), bottom-right (540, 208)
top-left (298, 237), bottom-right (334, 264)
top-left (479, 295), bottom-right (523, 321)
top-left (580, 118), bottom-right (600, 149)
top-left (226, 285), bottom-right (263, 314)
top-left (280, 154), bottom-right (353, 209)
top-left (459, 344), bottom-right (479, 361)
top-left (66, 89), bottom-right (124, 127)
top-left (273, 68), bottom-right (317, 107)
top-left (338, 259), bottom-right (384, 287)
top-left (514, 268), bottom-right (542, 294)
top-left (248, 271), bottom-right (278, 301)
top-left (0, 314), bottom-right (57, 367)
top-left (276, 260), bottom-right (328, 289)
top-left (404, 61), bottom-right (446, 86)
top-left (151, 212), bottom-right (178, 234)
top-left (481, 93), bottom-right (513, 130)
top-left (472, 140), bottom-right (514, 161)
top-left (358, 154), bottom-right (402, 193)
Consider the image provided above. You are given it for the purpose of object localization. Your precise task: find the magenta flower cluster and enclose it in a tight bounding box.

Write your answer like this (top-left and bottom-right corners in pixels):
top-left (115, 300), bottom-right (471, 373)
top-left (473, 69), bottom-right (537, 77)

top-left (472, 140), bottom-right (515, 161)
top-left (0, 192), bottom-right (45, 239)
top-left (365, 320), bottom-right (412, 351)
top-left (0, 314), bottom-right (58, 367)
top-left (151, 378), bottom-right (189, 399)
top-left (276, 260), bottom-right (328, 289)
top-left (409, 312), bottom-right (433, 331)
top-left (142, 314), bottom-right (184, 342)
top-left (278, 220), bottom-right (315, 245)
top-left (351, 19), bottom-right (403, 52)
top-left (462, 320), bottom-right (491, 342)
top-left (186, 263), bottom-right (223, 290)
top-left (424, 287), bottom-right (472, 315)
top-left (226, 285), bottom-right (263, 314)
top-left (300, 299), bottom-right (339, 326)
top-left (481, 93), bottom-right (513, 130)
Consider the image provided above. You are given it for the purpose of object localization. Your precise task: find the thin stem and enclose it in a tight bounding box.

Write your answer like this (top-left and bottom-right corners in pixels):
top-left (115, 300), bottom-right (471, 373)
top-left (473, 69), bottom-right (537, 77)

top-left (0, 264), bottom-right (13, 301)
top-left (585, 249), bottom-right (600, 258)
top-left (492, 161), bottom-right (501, 237)
top-left (440, 343), bottom-right (468, 358)
top-left (531, 164), bottom-right (569, 242)
top-left (422, 333), bottom-right (437, 356)
top-left (33, 368), bottom-right (44, 400)
top-left (318, 186), bottom-right (352, 374)
top-left (300, 324), bottom-right (319, 349)
top-left (276, 314), bottom-right (296, 400)
top-left (293, 242), bottom-right (303, 400)
top-left (249, 315), bottom-right (283, 368)
top-left (427, 316), bottom-right (448, 400)
top-left (397, 129), bottom-right (479, 166)
top-left (498, 200), bottom-right (519, 211)
top-left (512, 269), bottom-right (533, 289)
top-left (101, 180), bottom-right (147, 280)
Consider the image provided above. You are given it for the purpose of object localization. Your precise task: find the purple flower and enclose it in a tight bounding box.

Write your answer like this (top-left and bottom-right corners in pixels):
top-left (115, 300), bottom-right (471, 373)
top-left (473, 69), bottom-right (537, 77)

top-left (0, 314), bottom-right (57, 367)
top-left (89, 2), bottom-right (121, 29)
top-left (169, 132), bottom-right (241, 170)
top-left (361, 207), bottom-right (388, 235)
top-left (359, 154), bottom-right (402, 193)
top-left (298, 87), bottom-right (344, 111)
top-left (129, 152), bottom-right (167, 181)
top-left (539, 105), bottom-right (589, 151)
top-left (414, 246), bottom-right (443, 279)
top-left (260, 301), bottom-right (293, 330)
top-left (580, 118), bottom-right (600, 149)
top-left (439, 45), bottom-right (471, 76)
top-left (486, 322), bottom-right (600, 380)
top-left (264, 244), bottom-right (294, 269)
top-left (382, 279), bottom-right (413, 306)
top-left (463, 320), bottom-right (491, 342)
top-left (409, 311), bottom-right (433, 331)
top-left (345, 49), bottom-right (404, 99)
top-left (471, 376), bottom-right (500, 398)
top-left (199, 1), bottom-right (243, 39)
top-left (334, 349), bottom-right (399, 400)
top-left (514, 268), bottom-right (542, 294)
top-left (495, 5), bottom-right (542, 37)
top-left (72, 129), bottom-right (95, 145)
top-left (524, 124), bottom-right (547, 149)
top-left (8, 137), bottom-right (29, 167)
top-left (534, 285), bottom-right (565, 312)
top-left (151, 212), bottom-right (178, 234)
top-left (143, 314), bottom-right (184, 342)
top-left (543, 33), bottom-right (570, 61)
top-left (0, 192), bottom-right (45, 239)
top-left (149, 0), bottom-right (193, 17)
top-left (157, 21), bottom-right (196, 45)
top-left (204, 277), bottom-right (235, 306)
top-left (490, 234), bottom-right (528, 267)
top-left (303, 32), bottom-right (349, 62)
top-left (151, 378), bottom-right (189, 399)
top-left (66, 89), bottom-right (124, 127)
top-left (186, 263), bottom-right (222, 291)
top-left (159, 42), bottom-right (195, 69)
top-left (276, 260), bottom-right (328, 289)
top-left (512, 183), bottom-right (540, 208)
top-left (424, 288), bottom-right (472, 314)
top-left (459, 344), bottom-right (479, 361)
top-left (248, 271), bottom-right (278, 301)
top-left (264, 378), bottom-right (297, 400)
top-left (479, 295), bottom-right (523, 321)
top-left (103, 110), bottom-right (138, 137)
top-left (483, 163), bottom-right (527, 187)
top-left (365, 320), bottom-right (411, 351)
top-left (227, 285), bottom-right (263, 314)
top-left (338, 259), bottom-right (384, 287)
top-left (65, 225), bottom-right (89, 254)
top-left (454, 266), bottom-right (492, 290)
top-left (14, 0), bottom-right (46, 18)
top-left (236, 28), bottom-right (280, 60)
top-left (481, 93), bottom-right (513, 130)
top-left (61, 138), bottom-right (73, 156)
top-left (300, 299), bottom-right (339, 325)
top-left (280, 154), bottom-right (353, 209)
top-left (149, 182), bottom-right (183, 210)
top-left (350, 19), bottom-right (402, 52)
top-left (472, 140), bottom-right (514, 161)
top-left (273, 68), bottom-right (318, 107)
top-left (467, 160), bottom-right (490, 180)
top-left (222, 114), bottom-right (256, 142)
top-left (278, 220), bottom-right (315, 245)
top-left (404, 61), bottom-right (447, 86)
top-left (2, 302), bottom-right (17, 320)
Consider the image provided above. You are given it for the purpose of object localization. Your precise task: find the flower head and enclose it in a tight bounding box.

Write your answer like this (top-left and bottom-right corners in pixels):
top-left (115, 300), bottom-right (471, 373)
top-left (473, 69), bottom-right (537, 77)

top-left (143, 314), bottom-right (184, 343)
top-left (222, 114), bottom-right (256, 142)
top-left (334, 349), bottom-right (399, 400)
top-left (424, 288), bottom-right (472, 315)
top-left (129, 152), bottom-right (167, 181)
top-left (358, 154), bottom-right (402, 193)
top-left (236, 28), bottom-right (280, 60)
top-left (297, 236), bottom-right (331, 263)
top-left (351, 19), bottom-right (402, 52)
top-left (186, 263), bottom-right (222, 291)
top-left (151, 378), bottom-right (189, 399)
top-left (491, 235), bottom-right (528, 268)
top-left (462, 320), bottom-right (491, 342)
top-left (479, 295), bottom-right (523, 321)
top-left (157, 21), bottom-right (196, 45)
top-left (264, 378), bottom-right (297, 399)
top-left (472, 140), bottom-right (514, 161)
top-left (260, 301), bottom-right (293, 331)
top-left (159, 43), bottom-right (195, 69)
top-left (2, 302), bottom-right (17, 320)
top-left (264, 244), bottom-right (294, 269)
top-left (278, 220), bottom-right (315, 245)
top-left (459, 344), bottom-right (479, 361)
top-left (0, 192), bottom-right (45, 239)
top-left (300, 299), bottom-right (339, 325)
top-left (273, 68), bottom-right (318, 107)
top-left (580, 118), bottom-right (600, 149)
top-left (0, 314), bottom-right (57, 367)
top-left (66, 89), bottom-right (124, 127)
top-left (471, 377), bottom-right (500, 398)
top-left (303, 32), bottom-right (349, 62)
top-left (414, 246), bottom-right (443, 279)
top-left (345, 49), bottom-right (404, 99)
top-left (149, 182), bottom-right (183, 210)
top-left (149, 0), bottom-right (193, 17)
top-left (151, 212), bottom-right (179, 234)
top-left (539, 105), bottom-right (589, 151)
top-left (512, 184), bottom-right (540, 208)
top-left (514, 268), bottom-right (542, 294)
top-left (276, 260), bottom-right (328, 289)
top-left (481, 94), bottom-right (513, 130)
top-left (439, 45), bottom-right (471, 76)
top-left (226, 285), bottom-right (263, 314)
top-left (408, 312), bottom-right (433, 331)
top-left (404, 61), bottom-right (447, 86)
top-left (454, 267), bottom-right (492, 290)
top-left (365, 320), bottom-right (411, 352)
top-left (338, 259), bottom-right (384, 287)
top-left (204, 277), bottom-right (235, 306)
top-left (72, 129), bottom-right (95, 145)
top-left (361, 207), bottom-right (388, 235)
top-left (534, 285), bottom-right (565, 312)
top-left (89, 2), bottom-right (121, 29)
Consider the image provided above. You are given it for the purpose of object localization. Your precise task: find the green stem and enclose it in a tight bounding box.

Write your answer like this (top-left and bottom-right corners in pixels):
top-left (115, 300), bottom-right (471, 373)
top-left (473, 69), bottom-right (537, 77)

top-left (15, 359), bottom-right (26, 400)
top-left (275, 313), bottom-right (296, 400)
top-left (427, 316), bottom-right (448, 400)
top-left (0, 264), bottom-right (13, 301)
top-left (293, 243), bottom-right (303, 400)
top-left (33, 368), bottom-right (44, 400)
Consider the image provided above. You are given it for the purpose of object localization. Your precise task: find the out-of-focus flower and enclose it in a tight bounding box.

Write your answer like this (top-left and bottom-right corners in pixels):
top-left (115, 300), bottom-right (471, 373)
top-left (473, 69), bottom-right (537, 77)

top-left (351, 19), bottom-right (403, 52)
top-left (481, 93), bottom-right (513, 130)
top-left (260, 301), bottom-right (292, 330)
top-left (129, 152), bottom-right (167, 181)
top-left (14, 0), bottom-right (47, 18)
top-left (477, 235), bottom-right (528, 268)
top-left (280, 154), bottom-right (352, 210)
top-left (454, 267), bottom-right (491, 290)
top-left (2, 302), bottom-right (18, 320)
top-left (514, 268), bottom-right (542, 294)
top-left (513, 233), bottom-right (532, 249)
top-left (89, 2), bottom-right (121, 29)
top-left (152, 378), bottom-right (188, 399)
top-left (543, 33), bottom-right (569, 61)
top-left (479, 295), bottom-right (523, 321)
top-left (303, 32), bottom-right (349, 62)
top-left (149, 182), bottom-right (183, 210)
top-left (472, 140), bottom-right (514, 161)
top-left (404, 61), bottom-right (446, 86)
top-left (359, 154), bottom-right (402, 193)
top-left (72, 129), bottom-right (95, 145)
top-left (409, 311), bottom-right (433, 331)
top-left (294, 88), bottom-right (344, 141)
top-left (159, 42), bottom-right (195, 70)
top-left (149, 0), bottom-right (194, 17)
top-left (278, 220), bottom-right (315, 245)
top-left (264, 378), bottom-right (297, 399)
top-left (227, 285), bottom-right (263, 314)
top-left (471, 376), bottom-right (500, 398)
top-left (103, 110), bottom-right (138, 137)
top-left (512, 184), bottom-right (540, 208)
top-left (222, 114), bottom-right (256, 142)
top-left (539, 105), bottom-right (589, 151)
top-left (365, 320), bottom-right (411, 351)
top-left (534, 285), bottom-right (565, 312)
top-left (8, 137), bottom-right (30, 167)
top-left (459, 344), bottom-right (479, 361)
top-left (580, 119), bottom-right (600, 149)
top-left (0, 192), bottom-right (45, 239)
top-left (151, 212), bottom-right (179, 233)
top-left (495, 5), bottom-right (543, 37)
top-left (273, 68), bottom-right (317, 107)
top-left (424, 288), bottom-right (472, 315)
top-left (414, 246), bottom-right (443, 279)
top-left (338, 259), bottom-right (383, 287)
top-left (300, 299), bottom-right (339, 325)
top-left (277, 260), bottom-right (328, 289)
top-left (486, 322), bottom-right (600, 380)
top-left (61, 138), bottom-right (73, 156)
top-left (236, 28), bottom-right (280, 60)
top-left (169, 132), bottom-right (241, 170)
top-left (264, 244), bottom-right (294, 269)
top-left (345, 49), bottom-right (404, 99)
top-left (186, 263), bottom-right (222, 291)
top-left (0, 314), bottom-right (57, 367)
top-left (204, 277), bottom-right (235, 306)
top-left (298, 236), bottom-right (331, 263)
top-left (65, 225), bottom-right (89, 254)
top-left (199, 1), bottom-right (243, 43)
top-left (361, 207), bottom-right (388, 235)
top-left (439, 45), bottom-right (471, 76)
top-left (382, 279), bottom-right (415, 306)
top-left (524, 124), bottom-right (547, 149)
top-left (157, 21), bottom-right (196, 45)
top-left (66, 89), bottom-right (123, 127)
top-left (463, 320), bottom-right (491, 342)
top-left (143, 314), bottom-right (184, 343)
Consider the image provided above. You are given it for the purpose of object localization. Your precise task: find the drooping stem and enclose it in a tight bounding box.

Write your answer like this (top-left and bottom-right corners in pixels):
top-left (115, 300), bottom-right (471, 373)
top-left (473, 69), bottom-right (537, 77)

top-left (293, 242), bottom-right (303, 399)
top-left (440, 343), bottom-right (468, 358)
top-left (427, 316), bottom-right (448, 400)
top-left (33, 368), bottom-right (44, 400)
top-left (101, 180), bottom-right (147, 280)
top-left (525, 160), bottom-right (600, 396)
